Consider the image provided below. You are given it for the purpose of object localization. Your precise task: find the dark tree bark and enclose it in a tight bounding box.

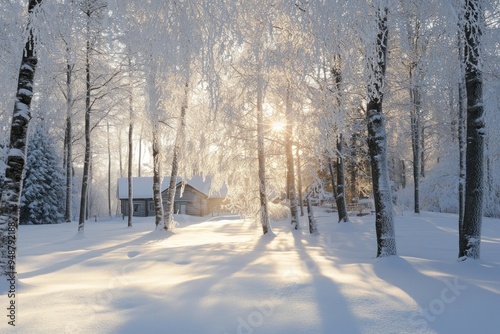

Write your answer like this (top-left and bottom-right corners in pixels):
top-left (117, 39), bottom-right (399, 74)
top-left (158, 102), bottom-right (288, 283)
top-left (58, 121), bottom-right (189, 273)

top-left (406, 13), bottom-right (426, 214)
top-left (296, 144), bottom-right (304, 216)
top-left (0, 0), bottom-right (42, 276)
top-left (410, 73), bottom-right (422, 214)
top-left (458, 29), bottom-right (467, 251)
top-left (349, 133), bottom-right (358, 201)
top-left (164, 82), bottom-right (189, 230)
top-left (106, 121), bottom-right (112, 218)
top-left (64, 47), bottom-right (74, 223)
top-left (459, 0), bottom-right (484, 260)
top-left (366, 5), bottom-right (396, 257)
top-left (78, 6), bottom-right (93, 233)
top-left (152, 132), bottom-right (164, 228)
top-left (328, 157), bottom-right (338, 208)
top-left (127, 54), bottom-right (134, 228)
top-left (335, 135), bottom-right (349, 222)
top-left (138, 126), bottom-right (143, 177)
top-left (330, 58), bottom-right (349, 223)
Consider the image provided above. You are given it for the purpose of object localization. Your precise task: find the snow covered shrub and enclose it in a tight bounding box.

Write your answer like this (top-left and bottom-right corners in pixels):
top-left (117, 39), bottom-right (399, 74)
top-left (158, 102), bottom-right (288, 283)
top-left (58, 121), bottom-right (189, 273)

top-left (268, 201), bottom-right (291, 220)
top-left (20, 123), bottom-right (65, 225)
top-left (396, 158), bottom-right (459, 214)
top-left (484, 178), bottom-right (500, 218)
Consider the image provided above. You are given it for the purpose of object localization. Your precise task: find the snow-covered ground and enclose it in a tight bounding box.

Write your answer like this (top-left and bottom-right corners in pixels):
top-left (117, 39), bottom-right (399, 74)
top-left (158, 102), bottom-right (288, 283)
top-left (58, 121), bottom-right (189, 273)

top-left (2, 208), bottom-right (500, 334)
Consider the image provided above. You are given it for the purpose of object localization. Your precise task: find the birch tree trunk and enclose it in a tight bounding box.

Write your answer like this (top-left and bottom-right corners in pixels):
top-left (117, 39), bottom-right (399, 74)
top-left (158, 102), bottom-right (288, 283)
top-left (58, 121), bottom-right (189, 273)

top-left (64, 47), bottom-right (74, 223)
top-left (458, 28), bottom-right (467, 251)
top-left (405, 12), bottom-right (426, 214)
top-left (330, 59), bottom-right (349, 222)
top-left (336, 135), bottom-right (349, 222)
top-left (138, 125), bottom-right (143, 177)
top-left (350, 133), bottom-right (358, 200)
top-left (296, 144), bottom-right (304, 216)
top-left (285, 83), bottom-right (299, 229)
top-left (142, 54), bottom-right (164, 228)
top-left (410, 77), bottom-right (421, 214)
top-left (78, 7), bottom-right (92, 233)
top-left (307, 197), bottom-right (317, 234)
top-left (459, 0), bottom-right (484, 260)
top-left (0, 0), bottom-right (42, 276)
top-left (164, 82), bottom-right (189, 231)
top-left (366, 4), bottom-right (396, 257)
top-left (152, 132), bottom-right (164, 228)
top-left (257, 73), bottom-right (271, 235)
top-left (107, 121), bottom-right (112, 218)
top-left (328, 157), bottom-right (338, 208)
top-left (127, 54), bottom-right (134, 228)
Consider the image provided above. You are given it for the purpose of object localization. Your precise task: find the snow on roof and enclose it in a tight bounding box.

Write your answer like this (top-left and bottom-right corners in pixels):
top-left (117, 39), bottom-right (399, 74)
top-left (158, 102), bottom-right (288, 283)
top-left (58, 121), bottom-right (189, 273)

top-left (117, 177), bottom-right (175, 199)
top-left (117, 176), bottom-right (227, 199)
top-left (184, 175), bottom-right (228, 198)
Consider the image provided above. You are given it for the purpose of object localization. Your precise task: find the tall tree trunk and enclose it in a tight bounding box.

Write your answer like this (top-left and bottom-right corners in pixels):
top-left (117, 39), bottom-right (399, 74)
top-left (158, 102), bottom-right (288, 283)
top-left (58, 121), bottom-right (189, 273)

top-left (307, 197), bottom-right (317, 234)
top-left (407, 14), bottom-right (423, 214)
top-left (118, 131), bottom-right (123, 177)
top-left (458, 29), bottom-right (467, 251)
top-left (64, 46), bottom-right (74, 223)
top-left (350, 133), bottom-right (358, 201)
top-left (296, 144), bottom-right (304, 216)
top-left (420, 126), bottom-right (425, 178)
top-left (285, 83), bottom-right (299, 229)
top-left (164, 82), bottom-right (189, 231)
top-left (410, 77), bottom-right (421, 214)
top-left (144, 57), bottom-right (164, 228)
top-left (330, 58), bottom-right (349, 222)
top-left (127, 54), bottom-right (134, 227)
top-left (106, 121), bottom-right (112, 218)
top-left (0, 0), bottom-right (42, 276)
top-left (152, 132), bottom-right (164, 228)
top-left (138, 125), bottom-right (143, 177)
top-left (336, 135), bottom-right (349, 222)
top-left (459, 0), bottom-right (484, 260)
top-left (328, 157), bottom-right (338, 207)
top-left (366, 5), bottom-right (396, 257)
top-left (257, 73), bottom-right (271, 235)
top-left (78, 8), bottom-right (92, 233)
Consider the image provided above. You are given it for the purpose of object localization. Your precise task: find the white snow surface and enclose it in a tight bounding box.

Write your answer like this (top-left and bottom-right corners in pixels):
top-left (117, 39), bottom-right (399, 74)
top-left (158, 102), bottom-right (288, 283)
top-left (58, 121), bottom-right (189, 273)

top-left (1, 209), bottom-right (500, 333)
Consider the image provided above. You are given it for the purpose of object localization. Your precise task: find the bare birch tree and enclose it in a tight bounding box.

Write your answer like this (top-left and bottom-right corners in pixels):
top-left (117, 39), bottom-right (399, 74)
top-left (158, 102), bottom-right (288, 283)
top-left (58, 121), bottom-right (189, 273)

top-left (459, 0), bottom-right (485, 260)
top-left (365, 3), bottom-right (396, 257)
top-left (0, 0), bottom-right (42, 276)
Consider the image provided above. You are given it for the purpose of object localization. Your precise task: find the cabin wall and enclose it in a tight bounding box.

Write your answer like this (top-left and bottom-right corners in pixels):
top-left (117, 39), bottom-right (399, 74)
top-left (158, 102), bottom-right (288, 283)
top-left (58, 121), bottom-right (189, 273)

top-left (120, 184), bottom-right (225, 217)
top-left (120, 199), bottom-right (152, 217)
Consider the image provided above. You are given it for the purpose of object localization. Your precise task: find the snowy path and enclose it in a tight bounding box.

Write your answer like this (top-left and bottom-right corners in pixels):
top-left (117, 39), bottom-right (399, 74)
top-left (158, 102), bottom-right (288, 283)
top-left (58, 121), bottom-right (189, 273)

top-left (2, 210), bottom-right (500, 333)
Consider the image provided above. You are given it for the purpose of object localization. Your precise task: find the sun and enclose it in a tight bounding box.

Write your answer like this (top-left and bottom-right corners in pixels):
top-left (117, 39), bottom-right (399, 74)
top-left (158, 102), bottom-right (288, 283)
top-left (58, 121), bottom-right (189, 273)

top-left (272, 120), bottom-right (286, 132)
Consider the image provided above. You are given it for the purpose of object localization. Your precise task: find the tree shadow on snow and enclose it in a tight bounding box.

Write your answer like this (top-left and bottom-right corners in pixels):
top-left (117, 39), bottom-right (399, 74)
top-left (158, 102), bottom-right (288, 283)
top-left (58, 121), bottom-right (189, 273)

top-left (292, 231), bottom-right (362, 334)
top-left (113, 234), bottom-right (276, 334)
top-left (373, 256), bottom-right (460, 333)
top-left (19, 229), bottom-right (173, 280)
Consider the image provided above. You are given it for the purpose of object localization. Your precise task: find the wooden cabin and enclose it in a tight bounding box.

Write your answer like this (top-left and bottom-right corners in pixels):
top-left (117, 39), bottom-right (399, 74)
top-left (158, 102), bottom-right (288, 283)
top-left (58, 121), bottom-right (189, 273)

top-left (117, 176), bottom-right (226, 217)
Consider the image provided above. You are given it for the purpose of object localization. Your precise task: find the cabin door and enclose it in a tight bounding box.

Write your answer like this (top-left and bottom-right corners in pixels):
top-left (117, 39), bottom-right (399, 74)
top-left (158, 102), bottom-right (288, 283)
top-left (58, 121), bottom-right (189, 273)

top-left (180, 204), bottom-right (187, 214)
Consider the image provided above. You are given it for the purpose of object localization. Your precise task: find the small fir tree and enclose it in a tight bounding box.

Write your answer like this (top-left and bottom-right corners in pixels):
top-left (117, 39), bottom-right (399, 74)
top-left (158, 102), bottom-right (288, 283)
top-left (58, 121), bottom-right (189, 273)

top-left (20, 124), bottom-right (65, 225)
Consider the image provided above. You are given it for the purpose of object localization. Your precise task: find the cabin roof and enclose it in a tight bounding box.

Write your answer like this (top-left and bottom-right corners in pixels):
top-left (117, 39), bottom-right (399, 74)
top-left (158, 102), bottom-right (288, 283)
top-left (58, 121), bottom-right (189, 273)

top-left (117, 175), bottom-right (227, 200)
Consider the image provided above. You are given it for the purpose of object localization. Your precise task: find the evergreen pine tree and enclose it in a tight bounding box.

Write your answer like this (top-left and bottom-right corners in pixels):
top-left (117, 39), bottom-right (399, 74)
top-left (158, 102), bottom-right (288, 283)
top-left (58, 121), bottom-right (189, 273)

top-left (20, 123), bottom-right (65, 225)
